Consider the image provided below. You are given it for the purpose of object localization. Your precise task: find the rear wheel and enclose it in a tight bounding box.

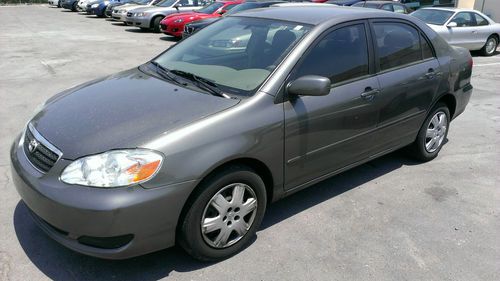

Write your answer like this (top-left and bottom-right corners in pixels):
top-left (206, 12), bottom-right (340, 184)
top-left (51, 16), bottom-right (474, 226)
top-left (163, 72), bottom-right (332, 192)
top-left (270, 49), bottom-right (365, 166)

top-left (481, 35), bottom-right (498, 56)
top-left (71, 2), bottom-right (78, 12)
top-left (409, 103), bottom-right (450, 162)
top-left (178, 166), bottom-right (267, 261)
top-left (152, 16), bottom-right (162, 33)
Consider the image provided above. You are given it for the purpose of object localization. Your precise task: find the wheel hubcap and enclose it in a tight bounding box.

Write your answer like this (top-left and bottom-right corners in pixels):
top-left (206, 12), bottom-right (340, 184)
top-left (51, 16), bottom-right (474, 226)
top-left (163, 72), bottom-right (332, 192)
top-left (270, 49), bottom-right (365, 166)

top-left (201, 183), bottom-right (258, 248)
top-left (425, 111), bottom-right (447, 153)
top-left (486, 38), bottom-right (496, 54)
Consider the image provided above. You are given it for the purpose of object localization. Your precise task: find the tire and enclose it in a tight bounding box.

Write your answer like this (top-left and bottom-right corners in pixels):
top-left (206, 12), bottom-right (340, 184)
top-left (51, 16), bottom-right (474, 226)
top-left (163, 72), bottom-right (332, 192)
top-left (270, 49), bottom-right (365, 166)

top-left (481, 35), bottom-right (498, 56)
top-left (152, 16), bottom-right (162, 33)
top-left (71, 2), bottom-right (77, 12)
top-left (178, 165), bottom-right (267, 261)
top-left (409, 103), bottom-right (450, 162)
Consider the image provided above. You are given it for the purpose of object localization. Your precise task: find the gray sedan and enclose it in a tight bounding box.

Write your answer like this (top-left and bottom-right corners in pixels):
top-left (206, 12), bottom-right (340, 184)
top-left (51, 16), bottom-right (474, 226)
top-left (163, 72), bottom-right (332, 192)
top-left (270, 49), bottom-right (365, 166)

top-left (412, 7), bottom-right (500, 56)
top-left (11, 6), bottom-right (473, 261)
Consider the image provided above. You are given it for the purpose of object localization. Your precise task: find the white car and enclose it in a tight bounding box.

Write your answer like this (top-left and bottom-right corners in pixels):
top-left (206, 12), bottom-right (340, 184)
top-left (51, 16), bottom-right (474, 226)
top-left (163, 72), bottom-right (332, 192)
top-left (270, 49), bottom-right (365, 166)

top-left (77, 0), bottom-right (91, 11)
top-left (412, 7), bottom-right (500, 56)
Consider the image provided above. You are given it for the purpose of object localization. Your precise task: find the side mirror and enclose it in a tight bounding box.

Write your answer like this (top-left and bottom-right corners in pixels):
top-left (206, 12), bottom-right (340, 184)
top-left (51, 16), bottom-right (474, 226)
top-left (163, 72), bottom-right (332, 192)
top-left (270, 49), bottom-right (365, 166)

top-left (287, 75), bottom-right (331, 97)
top-left (447, 21), bottom-right (457, 28)
top-left (218, 9), bottom-right (227, 15)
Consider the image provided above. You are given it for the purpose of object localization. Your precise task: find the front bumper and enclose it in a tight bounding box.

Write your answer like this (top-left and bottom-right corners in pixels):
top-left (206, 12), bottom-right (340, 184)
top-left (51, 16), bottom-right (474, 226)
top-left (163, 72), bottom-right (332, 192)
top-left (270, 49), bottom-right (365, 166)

top-left (61, 2), bottom-right (73, 9)
top-left (111, 12), bottom-right (127, 21)
top-left (163, 22), bottom-right (184, 37)
top-left (125, 16), bottom-right (150, 28)
top-left (10, 134), bottom-right (198, 259)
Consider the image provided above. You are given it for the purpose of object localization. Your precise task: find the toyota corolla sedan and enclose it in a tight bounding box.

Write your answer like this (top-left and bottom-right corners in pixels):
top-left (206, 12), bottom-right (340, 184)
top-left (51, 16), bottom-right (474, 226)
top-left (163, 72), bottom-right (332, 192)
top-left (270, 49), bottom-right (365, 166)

top-left (160, 0), bottom-right (243, 37)
top-left (412, 7), bottom-right (500, 56)
top-left (11, 6), bottom-right (472, 261)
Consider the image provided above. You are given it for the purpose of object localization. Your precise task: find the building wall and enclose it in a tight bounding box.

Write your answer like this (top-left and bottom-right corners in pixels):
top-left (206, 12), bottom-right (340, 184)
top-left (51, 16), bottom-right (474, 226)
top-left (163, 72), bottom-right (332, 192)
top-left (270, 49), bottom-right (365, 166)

top-left (457, 0), bottom-right (500, 21)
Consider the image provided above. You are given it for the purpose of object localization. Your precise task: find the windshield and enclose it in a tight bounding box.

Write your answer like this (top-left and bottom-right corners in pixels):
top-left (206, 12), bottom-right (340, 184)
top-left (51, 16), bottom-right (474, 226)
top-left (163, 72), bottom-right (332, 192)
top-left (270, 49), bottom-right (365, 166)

top-left (156, 0), bottom-right (178, 7)
top-left (412, 9), bottom-right (454, 25)
top-left (197, 2), bottom-right (224, 14)
top-left (153, 17), bottom-right (311, 97)
top-left (224, 3), bottom-right (263, 16)
top-left (352, 2), bottom-right (379, 8)
top-left (133, 0), bottom-right (151, 4)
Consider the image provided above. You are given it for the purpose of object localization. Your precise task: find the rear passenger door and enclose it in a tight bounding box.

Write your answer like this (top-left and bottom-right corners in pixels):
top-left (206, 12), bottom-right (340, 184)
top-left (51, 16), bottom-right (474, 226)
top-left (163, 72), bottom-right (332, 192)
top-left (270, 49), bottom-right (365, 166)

top-left (370, 20), bottom-right (441, 152)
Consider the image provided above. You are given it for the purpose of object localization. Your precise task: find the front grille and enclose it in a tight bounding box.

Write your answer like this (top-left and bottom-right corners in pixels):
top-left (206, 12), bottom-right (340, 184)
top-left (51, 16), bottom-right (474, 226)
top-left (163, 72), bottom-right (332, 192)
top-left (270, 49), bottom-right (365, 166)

top-left (23, 125), bottom-right (61, 173)
top-left (184, 25), bottom-right (194, 34)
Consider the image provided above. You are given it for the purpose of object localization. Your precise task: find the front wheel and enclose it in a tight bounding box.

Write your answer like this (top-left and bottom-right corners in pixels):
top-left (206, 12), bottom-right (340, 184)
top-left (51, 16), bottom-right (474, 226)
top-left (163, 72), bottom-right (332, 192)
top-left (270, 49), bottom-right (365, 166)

top-left (178, 166), bottom-right (267, 261)
top-left (152, 16), bottom-right (162, 33)
top-left (481, 36), bottom-right (498, 56)
top-left (409, 103), bottom-right (450, 162)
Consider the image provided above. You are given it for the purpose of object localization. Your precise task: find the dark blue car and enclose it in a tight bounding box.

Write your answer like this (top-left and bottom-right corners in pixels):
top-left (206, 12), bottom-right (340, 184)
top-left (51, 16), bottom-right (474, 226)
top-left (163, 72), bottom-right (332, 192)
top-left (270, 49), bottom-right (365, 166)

top-left (88, 0), bottom-right (123, 17)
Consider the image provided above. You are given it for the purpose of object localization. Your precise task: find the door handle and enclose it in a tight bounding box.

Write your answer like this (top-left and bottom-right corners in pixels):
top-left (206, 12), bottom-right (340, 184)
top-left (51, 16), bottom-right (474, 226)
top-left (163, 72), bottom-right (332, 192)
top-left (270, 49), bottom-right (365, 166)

top-left (472, 30), bottom-right (478, 34)
top-left (360, 87), bottom-right (379, 100)
top-left (424, 68), bottom-right (436, 79)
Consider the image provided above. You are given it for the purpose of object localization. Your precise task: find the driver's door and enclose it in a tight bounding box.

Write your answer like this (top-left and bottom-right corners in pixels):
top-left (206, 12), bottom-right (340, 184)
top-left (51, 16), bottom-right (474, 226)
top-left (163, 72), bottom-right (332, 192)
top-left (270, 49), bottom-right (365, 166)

top-left (284, 22), bottom-right (380, 190)
top-left (446, 12), bottom-right (479, 49)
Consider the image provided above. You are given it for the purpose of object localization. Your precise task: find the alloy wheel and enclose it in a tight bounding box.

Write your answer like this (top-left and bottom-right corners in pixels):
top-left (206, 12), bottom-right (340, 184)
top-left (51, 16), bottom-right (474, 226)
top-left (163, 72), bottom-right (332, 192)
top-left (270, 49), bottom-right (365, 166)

top-left (485, 38), bottom-right (497, 55)
top-left (201, 183), bottom-right (258, 249)
top-left (425, 111), bottom-right (447, 153)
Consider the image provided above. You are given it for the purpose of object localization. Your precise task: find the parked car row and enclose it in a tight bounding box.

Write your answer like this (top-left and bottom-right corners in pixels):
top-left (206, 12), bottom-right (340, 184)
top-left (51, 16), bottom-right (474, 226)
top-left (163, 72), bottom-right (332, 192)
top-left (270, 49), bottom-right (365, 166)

top-left (47, 0), bottom-right (499, 56)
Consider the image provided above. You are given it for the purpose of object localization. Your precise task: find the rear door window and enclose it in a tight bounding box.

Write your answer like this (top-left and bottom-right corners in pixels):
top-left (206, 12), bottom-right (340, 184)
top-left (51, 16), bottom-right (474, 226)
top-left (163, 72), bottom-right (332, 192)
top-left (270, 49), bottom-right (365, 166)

top-left (473, 13), bottom-right (489, 26)
top-left (373, 22), bottom-right (422, 71)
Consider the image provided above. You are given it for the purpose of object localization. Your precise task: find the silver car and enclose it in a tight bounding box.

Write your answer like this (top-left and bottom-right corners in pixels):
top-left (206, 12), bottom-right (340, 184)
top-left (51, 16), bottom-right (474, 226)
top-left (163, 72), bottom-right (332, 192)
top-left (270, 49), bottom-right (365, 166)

top-left (412, 7), bottom-right (500, 56)
top-left (126, 0), bottom-right (211, 32)
top-left (111, 0), bottom-right (161, 22)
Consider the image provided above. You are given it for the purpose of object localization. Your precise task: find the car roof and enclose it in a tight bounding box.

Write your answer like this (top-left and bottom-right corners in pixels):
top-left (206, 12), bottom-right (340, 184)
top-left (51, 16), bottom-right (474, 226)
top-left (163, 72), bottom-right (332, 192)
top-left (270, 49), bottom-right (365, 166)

top-left (418, 7), bottom-right (476, 13)
top-left (234, 6), bottom-right (397, 25)
top-left (272, 2), bottom-right (337, 7)
top-left (355, 0), bottom-right (399, 4)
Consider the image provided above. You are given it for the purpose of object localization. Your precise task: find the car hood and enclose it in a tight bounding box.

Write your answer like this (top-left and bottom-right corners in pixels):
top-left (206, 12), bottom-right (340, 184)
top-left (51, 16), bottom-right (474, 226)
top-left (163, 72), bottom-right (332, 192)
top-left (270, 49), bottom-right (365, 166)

top-left (130, 5), bottom-right (175, 13)
top-left (187, 17), bottom-right (219, 27)
top-left (165, 12), bottom-right (210, 21)
top-left (31, 67), bottom-right (240, 160)
top-left (120, 4), bottom-right (144, 11)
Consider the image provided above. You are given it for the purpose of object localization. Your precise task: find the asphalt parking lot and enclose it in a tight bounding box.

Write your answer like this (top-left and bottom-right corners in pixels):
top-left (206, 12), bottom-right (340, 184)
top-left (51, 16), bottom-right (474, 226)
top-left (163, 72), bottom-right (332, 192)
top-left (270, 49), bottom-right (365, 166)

top-left (1, 5), bottom-right (499, 281)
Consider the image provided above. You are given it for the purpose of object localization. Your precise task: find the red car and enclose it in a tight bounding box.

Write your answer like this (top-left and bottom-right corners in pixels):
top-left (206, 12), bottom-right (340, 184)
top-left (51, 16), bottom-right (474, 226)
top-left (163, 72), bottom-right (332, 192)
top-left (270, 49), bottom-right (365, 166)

top-left (160, 0), bottom-right (243, 38)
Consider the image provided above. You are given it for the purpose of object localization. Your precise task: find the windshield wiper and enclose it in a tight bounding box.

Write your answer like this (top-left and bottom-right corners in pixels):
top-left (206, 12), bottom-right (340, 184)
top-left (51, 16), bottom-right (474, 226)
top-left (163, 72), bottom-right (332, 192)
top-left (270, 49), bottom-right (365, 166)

top-left (150, 61), bottom-right (184, 86)
top-left (170, 69), bottom-right (232, 99)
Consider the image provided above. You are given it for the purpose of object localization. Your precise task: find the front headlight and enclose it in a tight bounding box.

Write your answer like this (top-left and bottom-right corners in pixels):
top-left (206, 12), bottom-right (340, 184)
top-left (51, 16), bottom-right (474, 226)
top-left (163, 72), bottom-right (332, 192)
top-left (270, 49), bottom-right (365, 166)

top-left (60, 149), bottom-right (163, 187)
top-left (135, 12), bottom-right (147, 17)
top-left (173, 18), bottom-right (183, 23)
top-left (91, 3), bottom-right (99, 8)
